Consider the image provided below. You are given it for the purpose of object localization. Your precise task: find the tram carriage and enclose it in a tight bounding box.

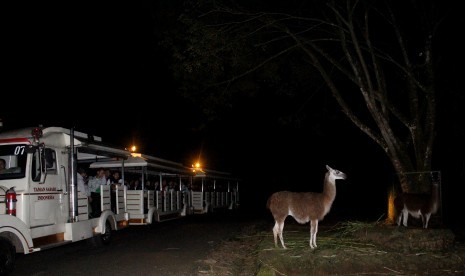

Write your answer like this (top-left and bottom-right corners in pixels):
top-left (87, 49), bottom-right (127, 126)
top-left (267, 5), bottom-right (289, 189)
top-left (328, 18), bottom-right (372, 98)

top-left (88, 154), bottom-right (192, 224)
top-left (87, 153), bottom-right (241, 224)
top-left (0, 125), bottom-right (240, 274)
top-left (190, 168), bottom-right (240, 214)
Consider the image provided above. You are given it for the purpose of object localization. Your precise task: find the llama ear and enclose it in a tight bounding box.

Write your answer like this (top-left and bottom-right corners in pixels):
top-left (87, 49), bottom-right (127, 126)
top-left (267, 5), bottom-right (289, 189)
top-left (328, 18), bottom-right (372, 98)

top-left (326, 165), bottom-right (332, 171)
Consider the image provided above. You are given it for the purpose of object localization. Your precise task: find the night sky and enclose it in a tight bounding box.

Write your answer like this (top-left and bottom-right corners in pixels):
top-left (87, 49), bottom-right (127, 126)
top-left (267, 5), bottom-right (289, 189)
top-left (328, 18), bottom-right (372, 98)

top-left (2, 2), bottom-right (464, 228)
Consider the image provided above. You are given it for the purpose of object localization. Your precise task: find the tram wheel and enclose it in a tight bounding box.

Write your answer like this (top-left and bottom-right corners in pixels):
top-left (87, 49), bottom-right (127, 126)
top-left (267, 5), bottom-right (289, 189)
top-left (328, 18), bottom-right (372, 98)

top-left (100, 220), bottom-right (112, 245)
top-left (0, 237), bottom-right (16, 275)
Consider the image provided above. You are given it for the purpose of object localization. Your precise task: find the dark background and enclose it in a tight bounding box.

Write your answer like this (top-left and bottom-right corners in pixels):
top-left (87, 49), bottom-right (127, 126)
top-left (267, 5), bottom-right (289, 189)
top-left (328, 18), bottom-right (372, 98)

top-left (2, 2), bottom-right (463, 229)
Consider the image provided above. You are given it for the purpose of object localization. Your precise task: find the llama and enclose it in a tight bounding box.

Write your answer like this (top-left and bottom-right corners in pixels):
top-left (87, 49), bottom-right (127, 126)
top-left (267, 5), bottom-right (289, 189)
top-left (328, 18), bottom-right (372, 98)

top-left (266, 165), bottom-right (347, 249)
top-left (394, 181), bottom-right (439, 229)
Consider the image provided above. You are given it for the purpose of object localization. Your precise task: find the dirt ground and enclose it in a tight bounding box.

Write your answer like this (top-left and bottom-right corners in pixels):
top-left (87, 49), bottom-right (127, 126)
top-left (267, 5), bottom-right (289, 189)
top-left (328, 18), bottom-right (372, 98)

top-left (198, 219), bottom-right (465, 275)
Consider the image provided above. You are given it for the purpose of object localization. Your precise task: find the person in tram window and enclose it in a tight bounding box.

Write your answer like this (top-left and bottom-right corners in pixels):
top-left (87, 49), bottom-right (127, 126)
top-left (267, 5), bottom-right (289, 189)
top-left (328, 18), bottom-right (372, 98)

top-left (181, 181), bottom-right (188, 193)
top-left (104, 169), bottom-right (112, 185)
top-left (107, 170), bottom-right (122, 213)
top-left (77, 167), bottom-right (89, 195)
top-left (153, 181), bottom-right (159, 191)
top-left (77, 167), bottom-right (92, 214)
top-left (132, 179), bottom-right (142, 190)
top-left (88, 168), bottom-right (106, 217)
top-left (110, 171), bottom-right (123, 184)
top-left (128, 179), bottom-right (138, 190)
top-left (145, 180), bottom-right (152, 191)
top-left (108, 170), bottom-right (123, 192)
top-left (168, 180), bottom-right (176, 191)
top-left (0, 158), bottom-right (6, 172)
top-left (162, 179), bottom-right (168, 191)
top-left (123, 180), bottom-right (130, 189)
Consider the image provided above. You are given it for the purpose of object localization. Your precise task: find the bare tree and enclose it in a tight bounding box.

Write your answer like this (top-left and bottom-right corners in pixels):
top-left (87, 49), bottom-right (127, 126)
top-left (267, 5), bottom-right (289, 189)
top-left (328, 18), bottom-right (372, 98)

top-left (277, 0), bottom-right (439, 193)
top-left (163, 0), bottom-right (452, 193)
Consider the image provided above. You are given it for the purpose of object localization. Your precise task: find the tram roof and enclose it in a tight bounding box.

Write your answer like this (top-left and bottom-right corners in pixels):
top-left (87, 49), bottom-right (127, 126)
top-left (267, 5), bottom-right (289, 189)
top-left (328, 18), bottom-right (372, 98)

top-left (88, 153), bottom-right (237, 180)
top-left (89, 155), bottom-right (191, 174)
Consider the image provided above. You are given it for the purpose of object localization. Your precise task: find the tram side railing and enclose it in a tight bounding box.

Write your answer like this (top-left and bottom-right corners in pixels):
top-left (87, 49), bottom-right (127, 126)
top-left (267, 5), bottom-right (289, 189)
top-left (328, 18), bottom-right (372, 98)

top-left (191, 191), bottom-right (205, 214)
top-left (115, 185), bottom-right (126, 215)
top-left (77, 191), bottom-right (89, 220)
top-left (103, 187), bottom-right (238, 223)
top-left (101, 185), bottom-right (111, 213)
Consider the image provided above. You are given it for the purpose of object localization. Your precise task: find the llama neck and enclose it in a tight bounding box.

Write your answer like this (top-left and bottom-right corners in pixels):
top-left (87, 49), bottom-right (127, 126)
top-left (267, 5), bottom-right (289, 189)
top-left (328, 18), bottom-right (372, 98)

top-left (316, 172), bottom-right (337, 217)
top-left (322, 172), bottom-right (337, 204)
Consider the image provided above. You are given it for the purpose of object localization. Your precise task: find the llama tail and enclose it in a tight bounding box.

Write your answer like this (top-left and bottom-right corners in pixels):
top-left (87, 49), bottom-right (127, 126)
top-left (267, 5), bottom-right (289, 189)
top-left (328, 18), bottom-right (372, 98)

top-left (266, 196), bottom-right (271, 209)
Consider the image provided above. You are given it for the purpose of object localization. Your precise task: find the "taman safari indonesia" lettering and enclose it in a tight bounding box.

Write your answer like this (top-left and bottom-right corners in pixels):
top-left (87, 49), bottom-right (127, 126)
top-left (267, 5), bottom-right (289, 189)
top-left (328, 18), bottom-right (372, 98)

top-left (33, 187), bottom-right (57, 192)
top-left (38, 195), bottom-right (55, 200)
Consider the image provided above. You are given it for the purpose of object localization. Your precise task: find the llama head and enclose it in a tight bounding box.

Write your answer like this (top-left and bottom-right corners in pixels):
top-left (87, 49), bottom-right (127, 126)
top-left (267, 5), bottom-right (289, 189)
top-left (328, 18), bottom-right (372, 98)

top-left (326, 165), bottom-right (347, 180)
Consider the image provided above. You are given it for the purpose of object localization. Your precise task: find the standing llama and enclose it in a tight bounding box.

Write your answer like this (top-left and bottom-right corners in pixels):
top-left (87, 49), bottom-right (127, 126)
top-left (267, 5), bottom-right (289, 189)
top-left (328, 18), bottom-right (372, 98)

top-left (394, 180), bottom-right (440, 229)
top-left (266, 165), bottom-right (347, 249)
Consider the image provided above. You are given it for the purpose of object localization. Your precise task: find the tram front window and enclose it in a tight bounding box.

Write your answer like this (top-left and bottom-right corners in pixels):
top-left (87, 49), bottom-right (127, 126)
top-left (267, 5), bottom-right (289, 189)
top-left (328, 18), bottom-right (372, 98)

top-left (0, 144), bottom-right (28, 180)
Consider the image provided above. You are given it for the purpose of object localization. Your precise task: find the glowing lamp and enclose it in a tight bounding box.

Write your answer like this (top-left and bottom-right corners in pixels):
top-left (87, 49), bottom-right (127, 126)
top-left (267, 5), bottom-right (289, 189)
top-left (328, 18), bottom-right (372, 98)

top-left (192, 161), bottom-right (204, 174)
top-left (31, 127), bottom-right (43, 143)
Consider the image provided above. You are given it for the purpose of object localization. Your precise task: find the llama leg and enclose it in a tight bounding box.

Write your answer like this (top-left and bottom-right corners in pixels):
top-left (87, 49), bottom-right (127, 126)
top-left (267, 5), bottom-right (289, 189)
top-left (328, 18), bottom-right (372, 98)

top-left (272, 221), bottom-right (279, 247)
top-left (310, 220), bottom-right (318, 249)
top-left (309, 222), bottom-right (313, 248)
top-left (278, 221), bottom-right (287, 249)
top-left (396, 211), bottom-right (402, 226)
top-left (423, 213), bottom-right (431, 229)
top-left (272, 220), bottom-right (286, 249)
top-left (402, 209), bottom-right (409, 227)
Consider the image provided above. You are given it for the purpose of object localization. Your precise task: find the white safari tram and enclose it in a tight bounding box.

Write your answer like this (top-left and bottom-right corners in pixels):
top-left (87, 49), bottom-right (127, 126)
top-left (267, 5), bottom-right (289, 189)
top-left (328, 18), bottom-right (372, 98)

top-left (0, 126), bottom-right (131, 274)
top-left (0, 125), bottom-right (240, 274)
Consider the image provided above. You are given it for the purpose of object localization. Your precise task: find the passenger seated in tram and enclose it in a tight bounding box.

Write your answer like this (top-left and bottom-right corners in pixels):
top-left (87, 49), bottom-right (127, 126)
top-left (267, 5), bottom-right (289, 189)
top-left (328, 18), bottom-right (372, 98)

top-left (107, 170), bottom-right (123, 213)
top-left (77, 167), bottom-right (91, 212)
top-left (181, 182), bottom-right (189, 193)
top-left (153, 181), bottom-right (160, 191)
top-left (145, 180), bottom-right (153, 190)
top-left (114, 171), bottom-right (123, 184)
top-left (161, 179), bottom-right (168, 192)
top-left (129, 179), bottom-right (142, 190)
top-left (104, 169), bottom-right (111, 184)
top-left (0, 158), bottom-right (6, 172)
top-left (88, 168), bottom-right (106, 217)
top-left (168, 180), bottom-right (176, 191)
